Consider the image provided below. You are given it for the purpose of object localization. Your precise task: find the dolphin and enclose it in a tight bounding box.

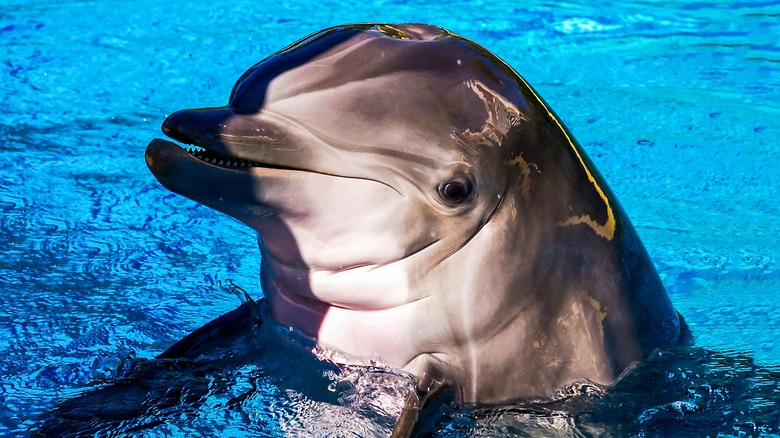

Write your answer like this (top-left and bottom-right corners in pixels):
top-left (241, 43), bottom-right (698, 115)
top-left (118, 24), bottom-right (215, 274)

top-left (146, 23), bottom-right (685, 433)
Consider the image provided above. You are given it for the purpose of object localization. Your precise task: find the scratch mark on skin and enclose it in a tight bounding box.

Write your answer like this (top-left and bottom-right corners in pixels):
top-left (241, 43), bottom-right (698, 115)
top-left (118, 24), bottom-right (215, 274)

top-left (459, 80), bottom-right (527, 148)
top-left (586, 295), bottom-right (608, 322)
top-left (505, 154), bottom-right (532, 203)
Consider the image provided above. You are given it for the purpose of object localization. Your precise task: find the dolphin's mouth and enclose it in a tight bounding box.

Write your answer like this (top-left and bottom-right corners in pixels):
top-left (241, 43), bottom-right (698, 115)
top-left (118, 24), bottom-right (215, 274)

top-left (184, 144), bottom-right (265, 169)
top-left (150, 107), bottom-right (308, 174)
top-left (150, 138), bottom-right (304, 174)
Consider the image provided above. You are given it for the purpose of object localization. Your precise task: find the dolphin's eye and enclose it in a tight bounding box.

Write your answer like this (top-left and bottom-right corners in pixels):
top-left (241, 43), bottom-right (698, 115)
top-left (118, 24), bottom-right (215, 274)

top-left (439, 180), bottom-right (472, 204)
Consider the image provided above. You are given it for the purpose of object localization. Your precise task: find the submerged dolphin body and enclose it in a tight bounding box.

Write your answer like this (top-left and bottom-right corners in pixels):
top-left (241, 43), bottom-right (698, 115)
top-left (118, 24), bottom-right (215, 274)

top-left (146, 23), bottom-right (684, 422)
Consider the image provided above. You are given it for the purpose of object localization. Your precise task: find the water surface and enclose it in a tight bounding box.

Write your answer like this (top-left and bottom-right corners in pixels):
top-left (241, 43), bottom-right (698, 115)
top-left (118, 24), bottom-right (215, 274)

top-left (1, 0), bottom-right (778, 435)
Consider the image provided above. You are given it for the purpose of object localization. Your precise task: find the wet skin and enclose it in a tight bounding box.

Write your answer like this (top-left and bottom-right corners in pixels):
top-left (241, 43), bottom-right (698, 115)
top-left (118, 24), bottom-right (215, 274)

top-left (146, 23), bottom-right (683, 404)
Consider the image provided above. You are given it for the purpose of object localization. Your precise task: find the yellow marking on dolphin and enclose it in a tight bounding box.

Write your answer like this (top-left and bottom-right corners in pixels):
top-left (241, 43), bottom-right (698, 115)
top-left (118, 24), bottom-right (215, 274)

top-left (505, 154), bottom-right (532, 202)
top-left (509, 73), bottom-right (616, 241)
top-left (376, 25), bottom-right (412, 40)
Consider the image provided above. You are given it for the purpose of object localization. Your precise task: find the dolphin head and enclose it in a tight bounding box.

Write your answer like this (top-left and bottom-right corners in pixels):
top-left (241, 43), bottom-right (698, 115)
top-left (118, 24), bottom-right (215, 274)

top-left (146, 24), bottom-right (530, 317)
top-left (147, 23), bottom-right (682, 403)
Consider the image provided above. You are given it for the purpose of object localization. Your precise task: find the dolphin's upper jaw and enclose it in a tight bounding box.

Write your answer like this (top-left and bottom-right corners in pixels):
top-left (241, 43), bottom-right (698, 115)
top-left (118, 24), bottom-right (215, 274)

top-left (147, 108), bottom-right (305, 175)
top-left (147, 106), bottom-right (313, 176)
top-left (155, 114), bottom-right (283, 172)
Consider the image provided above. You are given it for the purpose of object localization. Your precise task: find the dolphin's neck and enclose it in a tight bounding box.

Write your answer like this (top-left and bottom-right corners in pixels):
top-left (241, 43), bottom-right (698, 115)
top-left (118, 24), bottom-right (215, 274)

top-left (259, 251), bottom-right (436, 369)
top-left (259, 257), bottom-right (327, 338)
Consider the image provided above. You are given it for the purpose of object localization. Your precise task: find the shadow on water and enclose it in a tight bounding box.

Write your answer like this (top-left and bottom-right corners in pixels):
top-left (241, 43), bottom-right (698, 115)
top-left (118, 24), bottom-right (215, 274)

top-left (33, 299), bottom-right (779, 437)
top-left (33, 296), bottom-right (413, 437)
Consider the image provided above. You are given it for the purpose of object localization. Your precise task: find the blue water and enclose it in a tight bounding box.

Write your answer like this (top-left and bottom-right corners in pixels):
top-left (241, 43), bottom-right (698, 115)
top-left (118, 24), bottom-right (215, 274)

top-left (1, 0), bottom-right (778, 436)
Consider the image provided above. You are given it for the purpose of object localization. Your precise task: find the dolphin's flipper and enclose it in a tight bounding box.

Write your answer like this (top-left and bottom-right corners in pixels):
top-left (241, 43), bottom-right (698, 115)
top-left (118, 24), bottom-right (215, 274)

top-left (35, 300), bottom-right (262, 435)
top-left (36, 358), bottom-right (213, 436)
top-left (159, 298), bottom-right (261, 359)
top-left (392, 377), bottom-right (455, 438)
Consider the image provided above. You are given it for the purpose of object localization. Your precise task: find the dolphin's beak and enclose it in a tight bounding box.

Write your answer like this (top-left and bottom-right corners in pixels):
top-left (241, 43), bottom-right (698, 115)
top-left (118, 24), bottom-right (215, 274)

top-left (144, 107), bottom-right (308, 218)
top-left (157, 106), bottom-right (303, 167)
top-left (161, 107), bottom-right (234, 151)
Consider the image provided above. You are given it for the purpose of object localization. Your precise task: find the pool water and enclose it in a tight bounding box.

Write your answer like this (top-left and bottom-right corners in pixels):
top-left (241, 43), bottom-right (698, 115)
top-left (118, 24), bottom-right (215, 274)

top-left (1, 0), bottom-right (778, 436)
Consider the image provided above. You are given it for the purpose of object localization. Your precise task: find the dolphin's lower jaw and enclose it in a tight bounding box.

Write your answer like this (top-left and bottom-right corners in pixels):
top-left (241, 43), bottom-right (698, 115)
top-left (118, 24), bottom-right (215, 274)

top-left (145, 138), bottom-right (300, 179)
top-left (145, 138), bottom-right (262, 213)
top-left (144, 137), bottom-right (321, 224)
top-left (145, 138), bottom-right (247, 183)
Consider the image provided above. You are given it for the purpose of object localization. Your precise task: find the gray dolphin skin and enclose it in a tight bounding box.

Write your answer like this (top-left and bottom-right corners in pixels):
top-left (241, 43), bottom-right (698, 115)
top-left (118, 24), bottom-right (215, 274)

top-left (146, 23), bottom-right (684, 431)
